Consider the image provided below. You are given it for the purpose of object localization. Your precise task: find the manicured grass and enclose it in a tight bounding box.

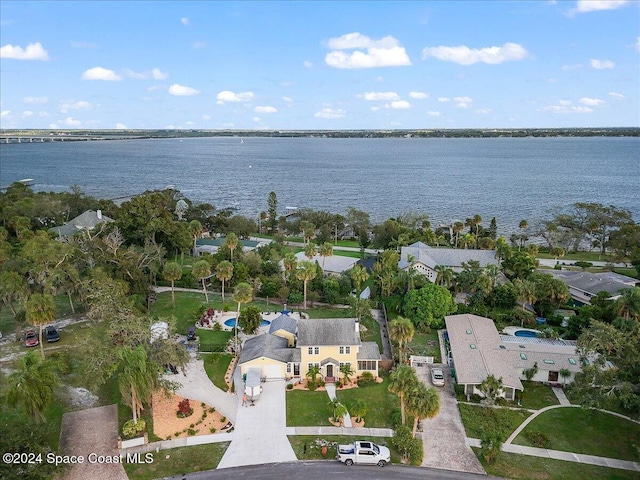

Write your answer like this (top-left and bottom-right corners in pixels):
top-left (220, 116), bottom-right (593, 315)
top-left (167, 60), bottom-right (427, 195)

top-left (407, 331), bottom-right (440, 362)
top-left (475, 448), bottom-right (640, 480)
top-left (333, 249), bottom-right (363, 258)
top-left (306, 306), bottom-right (352, 318)
top-left (336, 377), bottom-right (399, 428)
top-left (459, 404), bottom-right (532, 439)
top-left (197, 329), bottom-right (232, 347)
top-left (359, 311), bottom-right (383, 352)
top-left (286, 389), bottom-right (333, 426)
top-left (536, 251), bottom-right (614, 262)
top-left (123, 442), bottom-right (230, 480)
top-left (517, 381), bottom-right (559, 410)
top-left (513, 408), bottom-right (640, 461)
top-left (288, 435), bottom-right (402, 464)
top-left (203, 353), bottom-right (233, 391)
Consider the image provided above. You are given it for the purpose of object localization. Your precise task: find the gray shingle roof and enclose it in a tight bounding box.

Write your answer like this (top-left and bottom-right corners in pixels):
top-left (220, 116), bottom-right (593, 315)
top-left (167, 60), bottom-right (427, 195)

top-left (239, 333), bottom-right (297, 364)
top-left (269, 313), bottom-right (297, 335)
top-left (49, 210), bottom-right (113, 237)
top-left (296, 318), bottom-right (361, 347)
top-left (357, 342), bottom-right (381, 360)
top-left (541, 270), bottom-right (636, 297)
top-left (399, 243), bottom-right (498, 270)
top-left (321, 357), bottom-right (340, 366)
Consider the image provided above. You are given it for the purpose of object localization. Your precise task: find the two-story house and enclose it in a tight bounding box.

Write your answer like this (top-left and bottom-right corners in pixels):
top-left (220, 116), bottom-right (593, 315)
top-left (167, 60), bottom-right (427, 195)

top-left (238, 314), bottom-right (380, 381)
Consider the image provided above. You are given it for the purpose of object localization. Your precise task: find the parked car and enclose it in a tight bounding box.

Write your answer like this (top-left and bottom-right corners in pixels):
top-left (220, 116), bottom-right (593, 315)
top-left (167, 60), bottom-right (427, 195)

top-left (24, 330), bottom-right (39, 347)
top-left (187, 326), bottom-right (197, 341)
top-left (337, 441), bottom-right (390, 467)
top-left (45, 326), bottom-right (60, 343)
top-left (430, 367), bottom-right (445, 387)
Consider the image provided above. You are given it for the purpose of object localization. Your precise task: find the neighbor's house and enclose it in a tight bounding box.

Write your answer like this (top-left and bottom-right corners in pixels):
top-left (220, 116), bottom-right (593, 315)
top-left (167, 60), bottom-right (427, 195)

top-left (293, 251), bottom-right (359, 275)
top-left (445, 314), bottom-right (580, 401)
top-left (541, 270), bottom-right (638, 306)
top-left (49, 209), bottom-right (114, 238)
top-left (238, 314), bottom-right (380, 381)
top-left (194, 237), bottom-right (269, 256)
top-left (398, 242), bottom-right (499, 282)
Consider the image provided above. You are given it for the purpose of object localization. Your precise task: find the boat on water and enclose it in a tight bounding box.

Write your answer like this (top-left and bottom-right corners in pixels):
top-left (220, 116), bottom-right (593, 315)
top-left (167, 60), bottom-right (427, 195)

top-left (240, 138), bottom-right (244, 144)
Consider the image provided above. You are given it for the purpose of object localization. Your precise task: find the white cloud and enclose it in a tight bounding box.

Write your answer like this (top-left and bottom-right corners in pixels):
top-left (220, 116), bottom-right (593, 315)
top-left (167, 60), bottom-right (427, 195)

top-left (426, 111), bottom-right (441, 116)
top-left (454, 96), bottom-right (473, 108)
top-left (303, 60), bottom-right (313, 68)
top-left (371, 106), bottom-right (380, 112)
top-left (202, 114), bottom-right (212, 120)
top-left (359, 91), bottom-right (399, 101)
top-left (116, 123), bottom-right (127, 129)
top-left (1, 110), bottom-right (10, 118)
top-left (168, 84), bottom-right (200, 96)
top-left (60, 100), bottom-right (91, 113)
top-left (282, 96), bottom-right (293, 103)
top-left (385, 100), bottom-right (411, 109)
top-left (561, 64), bottom-right (583, 70)
top-left (422, 42), bottom-right (528, 65)
top-left (579, 97), bottom-right (604, 106)
top-left (23, 96), bottom-right (48, 104)
top-left (147, 85), bottom-right (163, 92)
top-left (125, 67), bottom-right (168, 80)
top-left (314, 108), bottom-right (345, 119)
top-left (181, 17), bottom-right (189, 26)
top-left (38, 111), bottom-right (50, 117)
top-left (539, 103), bottom-right (594, 114)
top-left (558, 100), bottom-right (572, 106)
top-left (62, 117), bottom-right (82, 126)
top-left (192, 41), bottom-right (207, 49)
top-left (438, 97), bottom-right (450, 102)
top-left (608, 92), bottom-right (625, 98)
top-left (475, 108), bottom-right (492, 114)
top-left (0, 42), bottom-right (49, 60)
top-left (22, 110), bottom-right (34, 118)
top-left (81, 66), bottom-right (121, 81)
top-left (253, 116), bottom-right (261, 122)
top-left (575, 0), bottom-right (628, 12)
top-left (216, 90), bottom-right (254, 104)
top-left (325, 32), bottom-right (411, 69)
top-left (255, 106), bottom-right (277, 114)
top-left (409, 91), bottom-right (429, 99)
top-left (590, 59), bottom-right (615, 69)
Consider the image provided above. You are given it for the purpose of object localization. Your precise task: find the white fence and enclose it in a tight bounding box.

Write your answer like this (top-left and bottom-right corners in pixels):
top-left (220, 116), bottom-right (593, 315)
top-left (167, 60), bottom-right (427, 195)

top-left (410, 355), bottom-right (434, 367)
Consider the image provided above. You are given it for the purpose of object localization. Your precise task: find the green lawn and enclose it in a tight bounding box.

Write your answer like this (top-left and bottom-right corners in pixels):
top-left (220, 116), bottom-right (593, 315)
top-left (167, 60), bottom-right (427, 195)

top-left (123, 442), bottom-right (230, 480)
top-left (475, 448), bottom-right (640, 480)
top-left (333, 249), bottom-right (363, 258)
top-left (513, 408), bottom-right (640, 461)
top-left (286, 389), bottom-right (333, 426)
top-left (197, 330), bottom-right (232, 348)
top-left (0, 293), bottom-right (80, 337)
top-left (517, 381), bottom-right (559, 410)
top-left (203, 353), bottom-right (233, 391)
top-left (306, 306), bottom-right (352, 318)
top-left (536, 251), bottom-right (614, 262)
top-left (407, 331), bottom-right (440, 362)
top-left (288, 435), bottom-right (403, 464)
top-left (459, 404), bottom-right (532, 439)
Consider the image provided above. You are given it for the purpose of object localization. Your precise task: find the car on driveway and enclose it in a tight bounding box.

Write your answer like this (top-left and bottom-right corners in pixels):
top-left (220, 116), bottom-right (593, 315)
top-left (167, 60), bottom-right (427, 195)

top-left (24, 330), bottom-right (39, 347)
top-left (45, 326), bottom-right (60, 343)
top-left (430, 367), bottom-right (445, 387)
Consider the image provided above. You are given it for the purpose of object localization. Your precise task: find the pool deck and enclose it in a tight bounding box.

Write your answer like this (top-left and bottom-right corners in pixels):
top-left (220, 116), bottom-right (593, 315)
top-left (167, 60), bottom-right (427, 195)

top-left (204, 311), bottom-right (302, 332)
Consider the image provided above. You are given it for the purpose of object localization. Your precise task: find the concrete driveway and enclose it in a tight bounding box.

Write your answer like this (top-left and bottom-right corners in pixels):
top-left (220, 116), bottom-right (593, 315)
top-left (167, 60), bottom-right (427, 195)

top-left (415, 365), bottom-right (485, 475)
top-left (217, 378), bottom-right (297, 468)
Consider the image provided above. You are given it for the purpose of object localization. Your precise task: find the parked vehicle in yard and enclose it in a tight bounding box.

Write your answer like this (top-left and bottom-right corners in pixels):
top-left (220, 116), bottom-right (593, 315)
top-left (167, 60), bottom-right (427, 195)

top-left (337, 441), bottom-right (390, 467)
top-left (431, 367), bottom-right (445, 387)
top-left (187, 326), bottom-right (197, 341)
top-left (45, 326), bottom-right (60, 343)
top-left (24, 330), bottom-right (39, 347)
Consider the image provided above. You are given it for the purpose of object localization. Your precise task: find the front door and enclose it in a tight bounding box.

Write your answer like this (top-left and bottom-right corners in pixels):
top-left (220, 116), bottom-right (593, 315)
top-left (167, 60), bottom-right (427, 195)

top-left (548, 371), bottom-right (559, 382)
top-left (326, 364), bottom-right (334, 378)
top-left (293, 363), bottom-right (300, 376)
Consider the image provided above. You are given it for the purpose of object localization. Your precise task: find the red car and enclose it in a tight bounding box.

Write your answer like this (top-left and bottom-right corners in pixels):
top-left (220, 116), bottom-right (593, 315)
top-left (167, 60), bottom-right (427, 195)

top-left (24, 330), bottom-right (39, 347)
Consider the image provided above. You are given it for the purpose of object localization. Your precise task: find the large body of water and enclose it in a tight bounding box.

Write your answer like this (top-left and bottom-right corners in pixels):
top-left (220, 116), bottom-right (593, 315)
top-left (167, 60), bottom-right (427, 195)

top-left (1, 136), bottom-right (638, 230)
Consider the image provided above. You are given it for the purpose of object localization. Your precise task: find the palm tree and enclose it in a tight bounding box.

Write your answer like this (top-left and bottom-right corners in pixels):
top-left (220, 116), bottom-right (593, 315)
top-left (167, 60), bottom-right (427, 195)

top-left (319, 242), bottom-right (333, 272)
top-left (350, 265), bottom-right (369, 297)
top-left (406, 382), bottom-right (440, 438)
top-left (26, 293), bottom-right (56, 359)
top-left (283, 252), bottom-right (297, 281)
top-left (189, 220), bottom-right (203, 254)
top-left (295, 260), bottom-right (317, 310)
top-left (435, 265), bottom-right (454, 289)
top-left (616, 287), bottom-right (640, 320)
top-left (452, 221), bottom-right (464, 248)
top-left (163, 261), bottom-right (182, 307)
top-left (389, 317), bottom-right (415, 364)
top-left (192, 259), bottom-right (212, 303)
top-left (339, 363), bottom-right (354, 384)
top-left (559, 368), bottom-right (571, 386)
top-left (304, 242), bottom-right (318, 261)
top-left (224, 232), bottom-right (239, 262)
top-left (513, 278), bottom-right (537, 313)
top-left (484, 264), bottom-right (501, 288)
top-left (306, 364), bottom-right (321, 384)
top-left (233, 282), bottom-right (253, 352)
top-left (388, 364), bottom-right (418, 426)
top-left (216, 260), bottom-right (234, 304)
top-left (7, 351), bottom-right (59, 422)
top-left (116, 345), bottom-right (160, 423)
top-left (350, 398), bottom-right (368, 423)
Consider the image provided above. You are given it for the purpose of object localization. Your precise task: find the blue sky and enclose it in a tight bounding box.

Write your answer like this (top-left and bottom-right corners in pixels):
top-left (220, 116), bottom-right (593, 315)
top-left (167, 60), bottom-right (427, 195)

top-left (1, 1), bottom-right (638, 130)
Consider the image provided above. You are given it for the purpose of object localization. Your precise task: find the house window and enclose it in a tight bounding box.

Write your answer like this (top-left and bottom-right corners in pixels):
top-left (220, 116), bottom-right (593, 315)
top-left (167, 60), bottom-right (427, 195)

top-left (520, 353), bottom-right (527, 360)
top-left (358, 360), bottom-right (376, 371)
top-left (287, 363), bottom-right (292, 373)
top-left (307, 362), bottom-right (320, 370)
top-left (308, 347), bottom-right (313, 355)
top-left (339, 346), bottom-right (351, 354)
top-left (340, 362), bottom-right (351, 369)
top-left (314, 347), bottom-right (319, 355)
top-left (544, 359), bottom-right (555, 364)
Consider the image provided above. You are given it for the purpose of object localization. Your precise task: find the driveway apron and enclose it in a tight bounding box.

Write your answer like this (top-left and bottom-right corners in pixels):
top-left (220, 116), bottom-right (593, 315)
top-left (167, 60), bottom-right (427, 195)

top-left (217, 379), bottom-right (297, 468)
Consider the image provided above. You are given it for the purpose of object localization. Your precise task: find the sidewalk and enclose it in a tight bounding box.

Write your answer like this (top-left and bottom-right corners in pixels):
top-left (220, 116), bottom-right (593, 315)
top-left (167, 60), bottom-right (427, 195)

top-left (325, 384), bottom-right (352, 427)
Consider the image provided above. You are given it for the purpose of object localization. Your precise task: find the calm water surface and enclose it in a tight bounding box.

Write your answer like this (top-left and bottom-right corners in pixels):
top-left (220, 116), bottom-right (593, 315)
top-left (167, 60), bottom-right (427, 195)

top-left (1, 136), bottom-right (638, 229)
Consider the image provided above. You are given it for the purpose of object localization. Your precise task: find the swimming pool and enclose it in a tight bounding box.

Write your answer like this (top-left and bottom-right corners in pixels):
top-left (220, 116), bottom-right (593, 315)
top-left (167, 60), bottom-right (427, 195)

top-left (514, 329), bottom-right (539, 338)
top-left (223, 318), bottom-right (271, 327)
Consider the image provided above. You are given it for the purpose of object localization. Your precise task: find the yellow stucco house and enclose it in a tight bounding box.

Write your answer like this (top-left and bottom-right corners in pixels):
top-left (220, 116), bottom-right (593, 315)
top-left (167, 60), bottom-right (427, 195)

top-left (238, 313), bottom-right (380, 381)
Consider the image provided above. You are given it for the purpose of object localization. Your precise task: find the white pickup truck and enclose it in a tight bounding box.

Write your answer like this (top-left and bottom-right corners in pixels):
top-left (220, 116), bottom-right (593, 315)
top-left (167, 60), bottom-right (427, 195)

top-left (336, 441), bottom-right (391, 467)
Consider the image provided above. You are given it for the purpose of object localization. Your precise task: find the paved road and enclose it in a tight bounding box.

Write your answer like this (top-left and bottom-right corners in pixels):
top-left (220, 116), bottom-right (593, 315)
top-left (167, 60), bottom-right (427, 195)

top-left (162, 461), bottom-right (500, 480)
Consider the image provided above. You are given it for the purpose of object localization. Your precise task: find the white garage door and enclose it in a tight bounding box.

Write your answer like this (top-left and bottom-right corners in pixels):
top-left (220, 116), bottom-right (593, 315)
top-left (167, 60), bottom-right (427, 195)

top-left (263, 364), bottom-right (283, 379)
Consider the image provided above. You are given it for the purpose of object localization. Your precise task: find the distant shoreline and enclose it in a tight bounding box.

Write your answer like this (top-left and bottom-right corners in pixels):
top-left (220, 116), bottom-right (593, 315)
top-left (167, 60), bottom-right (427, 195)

top-left (1, 127), bottom-right (639, 141)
